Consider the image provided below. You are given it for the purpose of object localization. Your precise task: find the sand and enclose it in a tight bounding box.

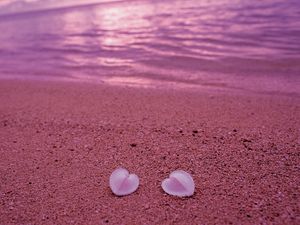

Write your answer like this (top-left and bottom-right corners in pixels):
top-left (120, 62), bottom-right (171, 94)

top-left (0, 79), bottom-right (299, 225)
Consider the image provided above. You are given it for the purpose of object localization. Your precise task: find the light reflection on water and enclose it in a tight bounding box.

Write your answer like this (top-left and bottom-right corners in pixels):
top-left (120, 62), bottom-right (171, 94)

top-left (0, 0), bottom-right (299, 94)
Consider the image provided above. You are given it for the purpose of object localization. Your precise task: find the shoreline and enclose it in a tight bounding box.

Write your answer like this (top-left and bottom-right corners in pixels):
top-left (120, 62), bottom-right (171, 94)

top-left (1, 74), bottom-right (299, 99)
top-left (0, 79), bottom-right (299, 224)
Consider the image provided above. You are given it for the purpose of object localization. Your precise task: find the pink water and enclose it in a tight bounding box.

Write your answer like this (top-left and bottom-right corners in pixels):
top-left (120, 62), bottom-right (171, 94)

top-left (0, 0), bottom-right (299, 95)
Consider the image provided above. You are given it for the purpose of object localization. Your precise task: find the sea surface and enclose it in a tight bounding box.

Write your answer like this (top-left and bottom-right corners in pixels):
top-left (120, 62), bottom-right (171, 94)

top-left (0, 0), bottom-right (299, 95)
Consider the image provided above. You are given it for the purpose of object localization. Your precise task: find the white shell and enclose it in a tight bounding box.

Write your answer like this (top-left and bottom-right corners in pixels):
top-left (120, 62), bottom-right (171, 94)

top-left (161, 170), bottom-right (195, 197)
top-left (109, 168), bottom-right (139, 196)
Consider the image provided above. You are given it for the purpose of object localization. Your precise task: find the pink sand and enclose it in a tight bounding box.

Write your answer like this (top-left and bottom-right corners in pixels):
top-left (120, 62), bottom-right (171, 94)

top-left (0, 80), bottom-right (299, 224)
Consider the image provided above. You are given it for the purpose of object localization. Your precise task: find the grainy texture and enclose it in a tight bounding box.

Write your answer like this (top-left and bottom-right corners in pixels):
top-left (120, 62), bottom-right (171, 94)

top-left (0, 80), bottom-right (299, 225)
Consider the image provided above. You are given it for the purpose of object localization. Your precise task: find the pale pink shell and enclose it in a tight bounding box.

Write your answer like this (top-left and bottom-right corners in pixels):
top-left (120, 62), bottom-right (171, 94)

top-left (109, 168), bottom-right (139, 196)
top-left (161, 170), bottom-right (195, 197)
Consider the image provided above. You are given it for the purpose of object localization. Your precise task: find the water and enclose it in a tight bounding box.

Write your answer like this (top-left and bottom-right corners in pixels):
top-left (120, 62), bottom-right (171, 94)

top-left (0, 0), bottom-right (299, 95)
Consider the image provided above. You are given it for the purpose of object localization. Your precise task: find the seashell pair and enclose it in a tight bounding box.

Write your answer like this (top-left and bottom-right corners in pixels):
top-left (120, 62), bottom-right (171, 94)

top-left (109, 168), bottom-right (195, 197)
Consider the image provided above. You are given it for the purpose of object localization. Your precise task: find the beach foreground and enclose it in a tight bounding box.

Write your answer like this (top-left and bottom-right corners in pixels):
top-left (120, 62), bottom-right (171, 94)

top-left (0, 80), bottom-right (299, 224)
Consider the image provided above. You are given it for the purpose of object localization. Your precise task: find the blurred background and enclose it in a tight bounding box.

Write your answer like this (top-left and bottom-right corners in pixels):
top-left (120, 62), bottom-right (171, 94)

top-left (0, 0), bottom-right (299, 94)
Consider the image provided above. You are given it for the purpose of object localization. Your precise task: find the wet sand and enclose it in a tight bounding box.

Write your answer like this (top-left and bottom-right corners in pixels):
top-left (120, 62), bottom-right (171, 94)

top-left (0, 79), bottom-right (299, 224)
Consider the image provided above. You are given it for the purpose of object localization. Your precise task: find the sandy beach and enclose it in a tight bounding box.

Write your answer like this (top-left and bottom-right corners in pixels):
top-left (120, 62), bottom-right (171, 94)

top-left (0, 79), bottom-right (299, 224)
